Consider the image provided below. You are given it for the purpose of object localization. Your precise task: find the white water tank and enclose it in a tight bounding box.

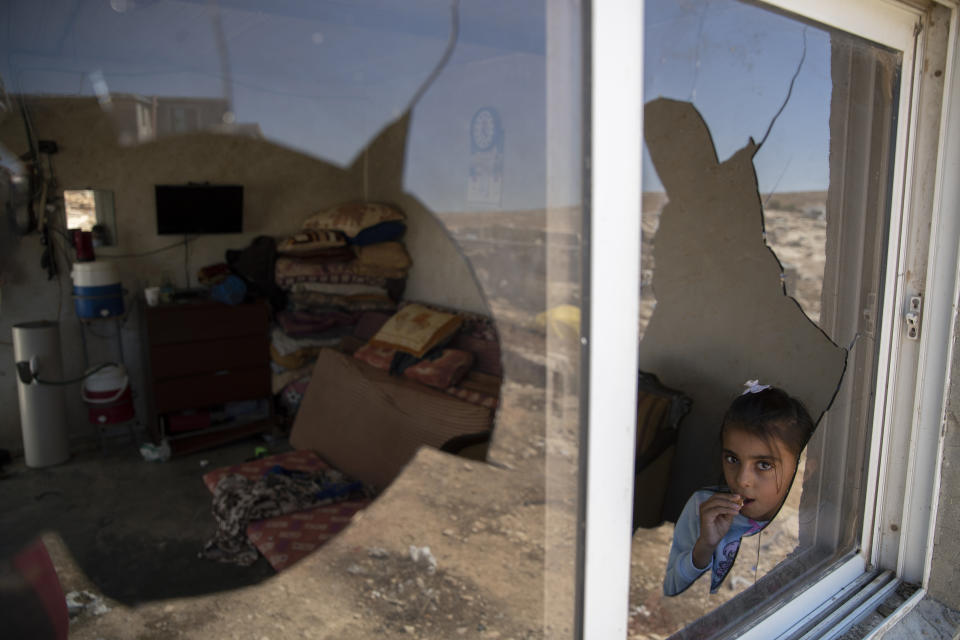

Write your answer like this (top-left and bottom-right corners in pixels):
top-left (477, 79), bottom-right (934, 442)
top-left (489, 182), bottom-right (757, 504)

top-left (12, 321), bottom-right (69, 467)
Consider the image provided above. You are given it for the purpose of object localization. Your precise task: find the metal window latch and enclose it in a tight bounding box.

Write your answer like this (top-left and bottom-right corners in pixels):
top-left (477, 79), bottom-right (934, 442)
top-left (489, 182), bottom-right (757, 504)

top-left (905, 295), bottom-right (922, 340)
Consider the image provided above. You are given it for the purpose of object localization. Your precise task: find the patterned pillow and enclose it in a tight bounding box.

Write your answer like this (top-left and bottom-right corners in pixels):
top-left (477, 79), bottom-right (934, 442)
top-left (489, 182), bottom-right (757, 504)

top-left (301, 202), bottom-right (405, 238)
top-left (403, 349), bottom-right (474, 389)
top-left (349, 221), bottom-right (407, 246)
top-left (368, 303), bottom-right (463, 358)
top-left (353, 242), bottom-right (412, 270)
top-left (275, 257), bottom-right (391, 288)
top-left (352, 343), bottom-right (396, 371)
top-left (277, 229), bottom-right (348, 256)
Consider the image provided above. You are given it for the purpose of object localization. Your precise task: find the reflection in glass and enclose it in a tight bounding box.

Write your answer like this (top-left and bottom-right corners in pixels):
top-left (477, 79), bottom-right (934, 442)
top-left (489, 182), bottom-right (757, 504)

top-left (634, 0), bottom-right (901, 637)
top-left (1, 2), bottom-right (584, 638)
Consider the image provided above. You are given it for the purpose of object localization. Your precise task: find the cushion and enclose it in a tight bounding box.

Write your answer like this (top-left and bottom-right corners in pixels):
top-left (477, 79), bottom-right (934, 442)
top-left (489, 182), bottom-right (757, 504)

top-left (287, 282), bottom-right (393, 297)
top-left (301, 202), bottom-right (405, 238)
top-left (288, 292), bottom-right (396, 314)
top-left (247, 501), bottom-right (369, 571)
top-left (353, 242), bottom-right (412, 271)
top-left (403, 349), bottom-right (474, 389)
top-left (276, 310), bottom-right (357, 338)
top-left (352, 343), bottom-right (396, 371)
top-left (368, 303), bottom-right (463, 359)
top-left (397, 301), bottom-right (501, 375)
top-left (277, 229), bottom-right (349, 256)
top-left (349, 221), bottom-right (407, 246)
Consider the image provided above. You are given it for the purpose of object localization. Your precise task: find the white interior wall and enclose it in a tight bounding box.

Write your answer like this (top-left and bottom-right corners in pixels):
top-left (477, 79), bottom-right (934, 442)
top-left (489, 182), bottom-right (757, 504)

top-left (362, 112), bottom-right (489, 315)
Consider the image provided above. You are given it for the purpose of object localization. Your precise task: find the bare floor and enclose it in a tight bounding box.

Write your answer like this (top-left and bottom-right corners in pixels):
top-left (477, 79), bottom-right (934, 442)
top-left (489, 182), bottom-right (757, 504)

top-left (2, 429), bottom-right (957, 639)
top-left (0, 436), bottom-right (278, 605)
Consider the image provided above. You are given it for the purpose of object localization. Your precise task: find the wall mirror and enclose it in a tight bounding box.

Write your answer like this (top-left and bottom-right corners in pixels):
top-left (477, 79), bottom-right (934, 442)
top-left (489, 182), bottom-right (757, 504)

top-left (64, 189), bottom-right (117, 247)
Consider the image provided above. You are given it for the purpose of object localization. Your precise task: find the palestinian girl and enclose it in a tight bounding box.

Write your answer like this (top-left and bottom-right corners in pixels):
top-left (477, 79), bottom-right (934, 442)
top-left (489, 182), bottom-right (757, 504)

top-left (663, 381), bottom-right (814, 596)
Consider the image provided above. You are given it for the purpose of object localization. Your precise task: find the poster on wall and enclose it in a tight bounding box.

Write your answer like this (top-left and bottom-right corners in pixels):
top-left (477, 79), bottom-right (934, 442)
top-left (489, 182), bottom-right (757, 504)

top-left (467, 107), bottom-right (504, 206)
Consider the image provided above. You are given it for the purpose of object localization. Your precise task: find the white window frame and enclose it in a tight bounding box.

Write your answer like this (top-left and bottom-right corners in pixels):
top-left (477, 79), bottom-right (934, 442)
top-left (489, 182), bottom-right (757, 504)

top-left (582, 0), bottom-right (960, 637)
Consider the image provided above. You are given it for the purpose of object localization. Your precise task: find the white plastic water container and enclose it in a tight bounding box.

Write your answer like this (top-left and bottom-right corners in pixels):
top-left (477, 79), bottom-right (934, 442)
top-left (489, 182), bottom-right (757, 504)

top-left (12, 321), bottom-right (69, 467)
top-left (71, 261), bottom-right (124, 318)
top-left (71, 261), bottom-right (121, 287)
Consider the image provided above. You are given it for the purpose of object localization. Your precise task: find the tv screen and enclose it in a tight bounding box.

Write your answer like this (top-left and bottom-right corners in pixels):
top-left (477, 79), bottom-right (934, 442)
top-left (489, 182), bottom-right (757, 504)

top-left (155, 184), bottom-right (243, 235)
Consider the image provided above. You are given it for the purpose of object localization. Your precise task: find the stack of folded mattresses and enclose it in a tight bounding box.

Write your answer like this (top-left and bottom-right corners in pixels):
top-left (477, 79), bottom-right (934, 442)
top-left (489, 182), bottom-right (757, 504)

top-left (271, 202), bottom-right (412, 417)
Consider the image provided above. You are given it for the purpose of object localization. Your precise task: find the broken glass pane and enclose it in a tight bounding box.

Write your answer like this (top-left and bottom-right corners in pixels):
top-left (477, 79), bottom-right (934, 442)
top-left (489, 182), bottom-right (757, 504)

top-left (634, 0), bottom-right (900, 636)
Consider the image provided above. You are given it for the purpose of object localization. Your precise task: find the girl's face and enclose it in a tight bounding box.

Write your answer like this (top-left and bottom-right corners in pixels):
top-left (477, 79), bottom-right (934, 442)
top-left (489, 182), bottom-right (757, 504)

top-left (721, 426), bottom-right (798, 521)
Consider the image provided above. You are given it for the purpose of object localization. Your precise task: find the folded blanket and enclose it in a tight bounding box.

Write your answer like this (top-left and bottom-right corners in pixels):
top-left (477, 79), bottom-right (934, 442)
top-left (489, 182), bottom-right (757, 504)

top-left (277, 230), bottom-right (352, 258)
top-left (276, 310), bottom-right (357, 338)
top-left (287, 281), bottom-right (392, 297)
top-left (352, 242), bottom-right (412, 272)
top-left (301, 202), bottom-right (405, 238)
top-left (287, 291), bottom-right (397, 312)
top-left (275, 257), bottom-right (394, 288)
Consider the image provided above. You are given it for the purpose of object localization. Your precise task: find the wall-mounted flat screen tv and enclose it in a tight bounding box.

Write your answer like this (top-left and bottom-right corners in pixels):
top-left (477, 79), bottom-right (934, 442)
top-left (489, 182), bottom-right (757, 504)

top-left (155, 184), bottom-right (243, 235)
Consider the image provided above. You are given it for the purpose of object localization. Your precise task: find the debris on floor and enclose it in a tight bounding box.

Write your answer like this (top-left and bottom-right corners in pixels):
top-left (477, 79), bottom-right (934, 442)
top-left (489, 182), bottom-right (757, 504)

top-left (139, 440), bottom-right (170, 462)
top-left (65, 590), bottom-right (111, 618)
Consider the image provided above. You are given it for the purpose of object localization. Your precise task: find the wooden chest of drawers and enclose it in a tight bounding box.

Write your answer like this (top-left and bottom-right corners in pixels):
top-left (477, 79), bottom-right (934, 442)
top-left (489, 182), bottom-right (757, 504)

top-left (141, 300), bottom-right (274, 454)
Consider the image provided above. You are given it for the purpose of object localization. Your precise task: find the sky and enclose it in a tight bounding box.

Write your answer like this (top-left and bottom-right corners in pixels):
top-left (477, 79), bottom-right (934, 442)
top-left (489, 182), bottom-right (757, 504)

top-left (0, 0), bottom-right (897, 212)
top-left (643, 0), bottom-right (834, 194)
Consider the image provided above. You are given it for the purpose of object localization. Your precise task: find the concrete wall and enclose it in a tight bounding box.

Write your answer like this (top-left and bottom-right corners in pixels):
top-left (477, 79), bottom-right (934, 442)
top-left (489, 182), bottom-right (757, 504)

top-left (928, 306), bottom-right (960, 610)
top-left (0, 96), bottom-right (485, 454)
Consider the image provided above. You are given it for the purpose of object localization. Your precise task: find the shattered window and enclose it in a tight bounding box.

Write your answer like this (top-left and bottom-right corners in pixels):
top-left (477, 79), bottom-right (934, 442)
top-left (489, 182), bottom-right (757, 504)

top-left (1, 1), bottom-right (584, 638)
top-left (633, 0), bottom-right (901, 636)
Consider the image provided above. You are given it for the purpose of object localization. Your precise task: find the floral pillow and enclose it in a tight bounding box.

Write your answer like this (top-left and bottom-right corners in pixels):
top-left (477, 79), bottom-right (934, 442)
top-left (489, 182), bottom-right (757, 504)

top-left (403, 349), bottom-right (474, 390)
top-left (301, 202), bottom-right (405, 238)
top-left (368, 303), bottom-right (463, 359)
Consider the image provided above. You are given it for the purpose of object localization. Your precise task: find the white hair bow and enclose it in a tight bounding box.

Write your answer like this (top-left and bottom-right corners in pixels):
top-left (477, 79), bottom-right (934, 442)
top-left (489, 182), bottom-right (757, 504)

top-left (742, 379), bottom-right (771, 395)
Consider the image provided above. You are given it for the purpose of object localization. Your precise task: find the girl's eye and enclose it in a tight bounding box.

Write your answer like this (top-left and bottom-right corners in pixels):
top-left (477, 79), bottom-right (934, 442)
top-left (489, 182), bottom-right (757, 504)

top-left (724, 454), bottom-right (738, 465)
top-left (757, 460), bottom-right (773, 471)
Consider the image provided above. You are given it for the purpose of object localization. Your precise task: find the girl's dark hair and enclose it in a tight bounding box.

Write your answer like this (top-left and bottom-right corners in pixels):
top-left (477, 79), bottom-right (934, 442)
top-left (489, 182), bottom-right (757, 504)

top-left (720, 387), bottom-right (814, 460)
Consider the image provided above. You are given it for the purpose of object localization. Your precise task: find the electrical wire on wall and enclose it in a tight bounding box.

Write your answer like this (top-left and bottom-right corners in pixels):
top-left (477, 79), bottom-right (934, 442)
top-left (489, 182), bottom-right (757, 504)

top-left (104, 236), bottom-right (194, 259)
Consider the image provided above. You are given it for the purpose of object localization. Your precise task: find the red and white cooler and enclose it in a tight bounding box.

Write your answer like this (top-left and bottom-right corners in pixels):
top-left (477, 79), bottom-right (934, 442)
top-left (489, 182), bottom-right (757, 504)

top-left (82, 364), bottom-right (134, 425)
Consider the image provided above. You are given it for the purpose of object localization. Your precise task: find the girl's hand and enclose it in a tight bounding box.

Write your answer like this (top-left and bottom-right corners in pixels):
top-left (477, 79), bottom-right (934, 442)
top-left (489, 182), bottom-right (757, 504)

top-left (691, 493), bottom-right (743, 569)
